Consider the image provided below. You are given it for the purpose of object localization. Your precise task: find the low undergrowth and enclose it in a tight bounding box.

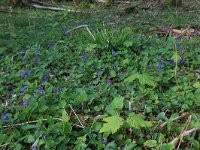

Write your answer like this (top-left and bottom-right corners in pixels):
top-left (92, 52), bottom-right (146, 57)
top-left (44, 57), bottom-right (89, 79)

top-left (0, 3), bottom-right (200, 150)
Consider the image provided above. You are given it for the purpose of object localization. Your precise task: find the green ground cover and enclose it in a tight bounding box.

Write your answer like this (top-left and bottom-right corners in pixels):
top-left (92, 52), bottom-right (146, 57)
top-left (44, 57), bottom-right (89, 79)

top-left (0, 1), bottom-right (200, 149)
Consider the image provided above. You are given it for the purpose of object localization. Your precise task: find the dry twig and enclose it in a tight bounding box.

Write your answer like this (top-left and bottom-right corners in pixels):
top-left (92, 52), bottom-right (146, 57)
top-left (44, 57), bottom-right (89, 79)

top-left (66, 25), bottom-right (96, 41)
top-left (160, 113), bottom-right (189, 129)
top-left (176, 115), bottom-right (191, 149)
top-left (68, 104), bottom-right (85, 128)
top-left (171, 126), bottom-right (200, 147)
top-left (2, 118), bottom-right (84, 129)
top-left (170, 115), bottom-right (198, 149)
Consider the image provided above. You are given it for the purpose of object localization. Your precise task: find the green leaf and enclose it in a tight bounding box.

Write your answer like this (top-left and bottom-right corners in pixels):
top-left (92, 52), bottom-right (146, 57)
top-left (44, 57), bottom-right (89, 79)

top-left (144, 140), bottom-right (157, 148)
top-left (124, 73), bottom-right (139, 82)
top-left (61, 109), bottom-right (69, 122)
top-left (123, 58), bottom-right (130, 65)
top-left (22, 124), bottom-right (39, 131)
top-left (86, 44), bottom-right (97, 51)
top-left (25, 135), bottom-right (35, 143)
top-left (79, 90), bottom-right (88, 102)
top-left (110, 96), bottom-right (124, 110)
top-left (158, 133), bottom-right (165, 143)
top-left (161, 143), bottom-right (174, 150)
top-left (53, 22), bottom-right (59, 27)
top-left (100, 115), bottom-right (124, 134)
top-left (123, 143), bottom-right (137, 150)
top-left (138, 73), bottom-right (157, 87)
top-left (74, 135), bottom-right (87, 150)
top-left (124, 40), bottom-right (133, 47)
top-left (24, 94), bottom-right (31, 99)
top-left (76, 74), bottom-right (83, 79)
top-left (105, 141), bottom-right (117, 149)
top-left (110, 70), bottom-right (116, 77)
top-left (126, 113), bottom-right (152, 129)
top-left (0, 47), bottom-right (6, 55)
top-left (171, 54), bottom-right (181, 63)
top-left (106, 96), bottom-right (124, 115)
top-left (193, 82), bottom-right (200, 88)
top-left (124, 73), bottom-right (157, 87)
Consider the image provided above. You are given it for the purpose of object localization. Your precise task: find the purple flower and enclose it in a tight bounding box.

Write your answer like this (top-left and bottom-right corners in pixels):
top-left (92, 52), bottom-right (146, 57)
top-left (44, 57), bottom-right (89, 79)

top-left (53, 89), bottom-right (58, 95)
top-left (175, 36), bottom-right (182, 41)
top-left (33, 57), bottom-right (39, 63)
top-left (82, 54), bottom-right (87, 60)
top-left (106, 78), bottom-right (111, 85)
top-left (157, 65), bottom-right (163, 71)
top-left (22, 72), bottom-right (27, 78)
top-left (195, 31), bottom-right (199, 36)
top-left (170, 59), bottom-right (174, 64)
top-left (112, 65), bottom-right (116, 71)
top-left (23, 99), bottom-right (29, 107)
top-left (47, 43), bottom-right (55, 48)
top-left (101, 139), bottom-right (107, 145)
top-left (147, 64), bottom-right (151, 69)
top-left (28, 70), bottom-right (32, 76)
top-left (177, 44), bottom-right (181, 50)
top-left (38, 49), bottom-right (42, 54)
top-left (59, 87), bottom-right (63, 92)
top-left (6, 68), bottom-right (10, 73)
top-left (180, 57), bottom-right (184, 65)
top-left (2, 113), bottom-right (8, 120)
top-left (112, 50), bottom-right (117, 56)
top-left (31, 92), bottom-right (35, 99)
top-left (97, 71), bottom-right (101, 77)
top-left (22, 86), bottom-right (28, 92)
top-left (121, 72), bottom-right (125, 76)
top-left (31, 146), bottom-right (38, 150)
top-left (43, 75), bottom-right (48, 82)
top-left (159, 56), bottom-right (164, 63)
top-left (38, 88), bottom-right (44, 95)
top-left (22, 49), bottom-right (26, 54)
top-left (92, 64), bottom-right (95, 68)
top-left (42, 135), bottom-right (46, 141)
top-left (23, 58), bottom-right (27, 64)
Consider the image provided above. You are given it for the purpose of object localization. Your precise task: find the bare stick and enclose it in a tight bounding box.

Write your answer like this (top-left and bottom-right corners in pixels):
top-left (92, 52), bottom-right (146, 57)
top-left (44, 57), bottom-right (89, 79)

top-left (2, 118), bottom-right (61, 128)
top-left (66, 25), bottom-right (96, 41)
top-left (160, 113), bottom-right (189, 129)
top-left (171, 126), bottom-right (200, 147)
top-left (32, 4), bottom-right (81, 12)
top-left (66, 25), bottom-right (89, 33)
top-left (68, 104), bottom-right (85, 128)
top-left (2, 118), bottom-right (84, 129)
top-left (32, 4), bottom-right (66, 11)
top-left (176, 115), bottom-right (191, 149)
top-left (86, 26), bottom-right (96, 41)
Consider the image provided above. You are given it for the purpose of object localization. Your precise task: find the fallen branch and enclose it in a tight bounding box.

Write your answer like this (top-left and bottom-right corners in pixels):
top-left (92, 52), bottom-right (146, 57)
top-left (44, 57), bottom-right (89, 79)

top-left (160, 113), bottom-right (189, 129)
top-left (171, 126), bottom-right (200, 147)
top-left (156, 28), bottom-right (200, 39)
top-left (66, 25), bottom-right (96, 41)
top-left (115, 0), bottom-right (131, 4)
top-left (32, 4), bottom-right (66, 11)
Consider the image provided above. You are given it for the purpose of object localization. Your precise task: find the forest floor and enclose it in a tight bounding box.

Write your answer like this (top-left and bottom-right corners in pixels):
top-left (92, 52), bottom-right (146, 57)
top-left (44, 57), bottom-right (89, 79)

top-left (0, 0), bottom-right (200, 150)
